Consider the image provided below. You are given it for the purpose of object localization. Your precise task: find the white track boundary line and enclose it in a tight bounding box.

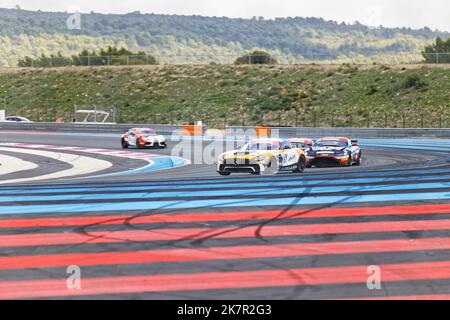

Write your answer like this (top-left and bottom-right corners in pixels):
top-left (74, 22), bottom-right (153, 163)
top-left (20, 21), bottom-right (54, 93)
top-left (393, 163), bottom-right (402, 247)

top-left (0, 147), bottom-right (112, 184)
top-left (0, 154), bottom-right (38, 176)
top-left (0, 143), bottom-right (191, 179)
top-left (0, 143), bottom-right (160, 160)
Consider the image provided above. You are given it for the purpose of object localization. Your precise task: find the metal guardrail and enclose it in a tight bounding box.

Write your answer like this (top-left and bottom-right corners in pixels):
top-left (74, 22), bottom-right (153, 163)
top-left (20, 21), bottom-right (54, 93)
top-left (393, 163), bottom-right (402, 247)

top-left (226, 126), bottom-right (450, 139)
top-left (0, 122), bottom-right (208, 135)
top-left (1, 122), bottom-right (450, 139)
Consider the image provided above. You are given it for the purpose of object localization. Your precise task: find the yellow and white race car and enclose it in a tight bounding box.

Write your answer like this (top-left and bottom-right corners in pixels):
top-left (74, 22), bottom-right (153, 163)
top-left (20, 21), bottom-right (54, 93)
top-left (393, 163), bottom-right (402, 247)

top-left (217, 139), bottom-right (307, 176)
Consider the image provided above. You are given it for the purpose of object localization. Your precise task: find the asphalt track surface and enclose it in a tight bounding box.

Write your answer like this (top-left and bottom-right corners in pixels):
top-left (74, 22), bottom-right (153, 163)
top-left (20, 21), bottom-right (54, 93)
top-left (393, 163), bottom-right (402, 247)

top-left (1, 130), bottom-right (450, 300)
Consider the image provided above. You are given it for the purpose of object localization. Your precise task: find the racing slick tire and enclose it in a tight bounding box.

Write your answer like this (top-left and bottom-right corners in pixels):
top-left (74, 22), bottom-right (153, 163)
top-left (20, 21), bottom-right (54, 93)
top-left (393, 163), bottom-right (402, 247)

top-left (218, 171), bottom-right (231, 176)
top-left (263, 156), bottom-right (279, 175)
top-left (354, 151), bottom-right (362, 166)
top-left (121, 138), bottom-right (129, 149)
top-left (293, 156), bottom-right (306, 173)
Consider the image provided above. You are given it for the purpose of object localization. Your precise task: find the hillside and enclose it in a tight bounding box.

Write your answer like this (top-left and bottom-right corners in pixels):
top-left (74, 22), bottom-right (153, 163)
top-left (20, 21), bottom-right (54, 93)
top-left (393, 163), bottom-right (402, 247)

top-left (0, 8), bottom-right (449, 66)
top-left (0, 64), bottom-right (448, 128)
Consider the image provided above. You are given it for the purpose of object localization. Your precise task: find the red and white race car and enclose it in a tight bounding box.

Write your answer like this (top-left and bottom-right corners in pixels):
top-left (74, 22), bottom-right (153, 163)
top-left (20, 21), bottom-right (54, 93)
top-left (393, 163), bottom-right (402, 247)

top-left (121, 128), bottom-right (167, 149)
top-left (305, 137), bottom-right (362, 168)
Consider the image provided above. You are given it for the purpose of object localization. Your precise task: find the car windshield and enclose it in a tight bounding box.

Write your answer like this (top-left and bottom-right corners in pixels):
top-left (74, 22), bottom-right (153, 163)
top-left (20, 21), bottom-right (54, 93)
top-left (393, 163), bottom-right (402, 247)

top-left (315, 140), bottom-right (348, 148)
top-left (137, 129), bottom-right (157, 135)
top-left (292, 141), bottom-right (312, 147)
top-left (292, 143), bottom-right (307, 148)
top-left (243, 142), bottom-right (280, 151)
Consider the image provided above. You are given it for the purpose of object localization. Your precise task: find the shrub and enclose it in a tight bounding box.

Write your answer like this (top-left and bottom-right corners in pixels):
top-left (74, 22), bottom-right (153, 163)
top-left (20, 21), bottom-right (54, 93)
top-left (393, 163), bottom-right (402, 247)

top-left (401, 74), bottom-right (427, 89)
top-left (234, 50), bottom-right (277, 65)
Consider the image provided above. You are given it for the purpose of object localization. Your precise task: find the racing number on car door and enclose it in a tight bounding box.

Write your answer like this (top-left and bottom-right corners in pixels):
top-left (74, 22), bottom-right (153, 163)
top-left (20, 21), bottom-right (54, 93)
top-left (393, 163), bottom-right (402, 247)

top-left (280, 153), bottom-right (288, 166)
top-left (280, 151), bottom-right (295, 166)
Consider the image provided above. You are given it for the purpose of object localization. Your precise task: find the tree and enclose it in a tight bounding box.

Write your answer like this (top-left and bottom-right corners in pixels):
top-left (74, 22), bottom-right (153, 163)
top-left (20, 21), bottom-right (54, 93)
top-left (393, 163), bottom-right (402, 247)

top-left (234, 50), bottom-right (278, 65)
top-left (18, 56), bottom-right (34, 67)
top-left (17, 46), bottom-right (158, 67)
top-left (18, 54), bottom-right (52, 67)
top-left (422, 37), bottom-right (450, 63)
top-left (5, 8), bottom-right (450, 66)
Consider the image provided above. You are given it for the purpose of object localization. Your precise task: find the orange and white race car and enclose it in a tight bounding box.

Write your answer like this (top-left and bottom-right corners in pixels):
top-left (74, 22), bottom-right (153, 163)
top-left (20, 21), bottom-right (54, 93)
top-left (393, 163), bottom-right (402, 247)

top-left (217, 138), bottom-right (307, 176)
top-left (121, 128), bottom-right (167, 149)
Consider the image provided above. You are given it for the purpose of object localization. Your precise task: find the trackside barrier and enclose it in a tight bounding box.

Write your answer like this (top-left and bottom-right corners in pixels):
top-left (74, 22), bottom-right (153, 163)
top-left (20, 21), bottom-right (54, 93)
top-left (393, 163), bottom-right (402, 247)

top-left (226, 126), bottom-right (450, 139)
top-left (181, 125), bottom-right (203, 136)
top-left (1, 122), bottom-right (450, 139)
top-left (0, 122), bottom-right (208, 136)
top-left (255, 126), bottom-right (271, 138)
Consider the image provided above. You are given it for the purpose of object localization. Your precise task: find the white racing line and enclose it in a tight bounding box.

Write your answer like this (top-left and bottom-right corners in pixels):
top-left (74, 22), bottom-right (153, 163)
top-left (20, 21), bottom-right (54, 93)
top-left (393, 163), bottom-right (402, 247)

top-left (0, 142), bottom-right (191, 184)
top-left (0, 154), bottom-right (38, 176)
top-left (0, 147), bottom-right (112, 184)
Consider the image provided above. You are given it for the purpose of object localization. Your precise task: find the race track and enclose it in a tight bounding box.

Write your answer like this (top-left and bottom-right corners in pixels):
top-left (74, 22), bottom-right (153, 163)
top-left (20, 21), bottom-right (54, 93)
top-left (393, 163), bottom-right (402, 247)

top-left (1, 130), bottom-right (450, 299)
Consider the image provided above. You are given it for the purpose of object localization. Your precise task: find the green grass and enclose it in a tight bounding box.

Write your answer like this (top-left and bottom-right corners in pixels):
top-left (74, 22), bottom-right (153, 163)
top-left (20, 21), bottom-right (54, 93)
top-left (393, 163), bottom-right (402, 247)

top-left (0, 64), bottom-right (449, 128)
